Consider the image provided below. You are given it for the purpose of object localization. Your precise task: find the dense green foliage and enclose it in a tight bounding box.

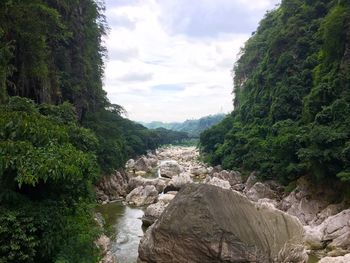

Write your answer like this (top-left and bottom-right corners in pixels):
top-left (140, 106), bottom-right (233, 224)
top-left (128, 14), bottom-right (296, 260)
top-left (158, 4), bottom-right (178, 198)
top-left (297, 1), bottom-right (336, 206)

top-left (0, 0), bottom-right (181, 261)
top-left (0, 97), bottom-right (100, 262)
top-left (200, 0), bottom-right (350, 184)
top-left (142, 113), bottom-right (226, 138)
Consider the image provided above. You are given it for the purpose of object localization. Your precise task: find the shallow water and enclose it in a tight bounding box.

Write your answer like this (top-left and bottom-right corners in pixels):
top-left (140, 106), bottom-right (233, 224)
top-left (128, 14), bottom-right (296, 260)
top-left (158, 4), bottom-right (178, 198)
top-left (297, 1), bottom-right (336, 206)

top-left (97, 202), bottom-right (144, 263)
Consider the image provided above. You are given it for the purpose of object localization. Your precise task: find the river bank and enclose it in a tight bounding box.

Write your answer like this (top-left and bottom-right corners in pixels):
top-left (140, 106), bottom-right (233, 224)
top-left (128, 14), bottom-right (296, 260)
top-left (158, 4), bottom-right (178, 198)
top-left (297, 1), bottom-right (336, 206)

top-left (96, 146), bottom-right (350, 263)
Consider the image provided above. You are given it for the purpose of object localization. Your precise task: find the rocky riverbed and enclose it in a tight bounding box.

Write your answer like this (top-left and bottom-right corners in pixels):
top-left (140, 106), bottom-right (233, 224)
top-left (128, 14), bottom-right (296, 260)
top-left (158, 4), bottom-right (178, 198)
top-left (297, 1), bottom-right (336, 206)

top-left (96, 146), bottom-right (350, 263)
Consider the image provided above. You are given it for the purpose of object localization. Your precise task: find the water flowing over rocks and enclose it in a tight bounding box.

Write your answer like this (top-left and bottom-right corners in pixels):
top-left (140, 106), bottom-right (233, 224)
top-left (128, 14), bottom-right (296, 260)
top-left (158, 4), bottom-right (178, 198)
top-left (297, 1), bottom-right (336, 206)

top-left (138, 184), bottom-right (307, 263)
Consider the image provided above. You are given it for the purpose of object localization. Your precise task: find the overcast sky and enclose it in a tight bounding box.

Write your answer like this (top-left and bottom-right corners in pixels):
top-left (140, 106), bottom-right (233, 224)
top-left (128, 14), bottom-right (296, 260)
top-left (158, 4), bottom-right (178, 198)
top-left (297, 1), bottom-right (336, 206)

top-left (103, 0), bottom-right (280, 122)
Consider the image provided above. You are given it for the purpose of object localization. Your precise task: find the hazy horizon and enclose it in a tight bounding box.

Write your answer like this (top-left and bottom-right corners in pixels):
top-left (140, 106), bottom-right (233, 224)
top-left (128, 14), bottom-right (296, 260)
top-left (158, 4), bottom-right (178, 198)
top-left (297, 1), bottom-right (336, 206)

top-left (103, 0), bottom-right (280, 122)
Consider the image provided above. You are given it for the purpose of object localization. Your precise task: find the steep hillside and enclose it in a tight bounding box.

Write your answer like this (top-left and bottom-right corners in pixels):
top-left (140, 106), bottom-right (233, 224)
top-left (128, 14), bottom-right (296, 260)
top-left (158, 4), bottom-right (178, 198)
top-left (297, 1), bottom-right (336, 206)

top-left (0, 1), bottom-right (183, 262)
top-left (143, 114), bottom-right (226, 138)
top-left (200, 0), bottom-right (350, 185)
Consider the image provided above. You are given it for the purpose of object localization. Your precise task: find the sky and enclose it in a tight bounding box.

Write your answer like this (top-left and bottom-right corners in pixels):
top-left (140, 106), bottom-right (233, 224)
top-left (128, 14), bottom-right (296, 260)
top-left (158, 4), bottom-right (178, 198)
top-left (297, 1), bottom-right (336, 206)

top-left (103, 0), bottom-right (280, 122)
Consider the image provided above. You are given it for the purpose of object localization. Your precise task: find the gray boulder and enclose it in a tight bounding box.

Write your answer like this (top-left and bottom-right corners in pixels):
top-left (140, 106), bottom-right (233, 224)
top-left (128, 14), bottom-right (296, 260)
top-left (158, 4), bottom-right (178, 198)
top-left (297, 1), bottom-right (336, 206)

top-left (212, 170), bottom-right (242, 186)
top-left (127, 176), bottom-right (166, 193)
top-left (164, 173), bottom-right (192, 193)
top-left (159, 160), bottom-right (182, 178)
top-left (126, 185), bottom-right (158, 206)
top-left (138, 184), bottom-right (306, 263)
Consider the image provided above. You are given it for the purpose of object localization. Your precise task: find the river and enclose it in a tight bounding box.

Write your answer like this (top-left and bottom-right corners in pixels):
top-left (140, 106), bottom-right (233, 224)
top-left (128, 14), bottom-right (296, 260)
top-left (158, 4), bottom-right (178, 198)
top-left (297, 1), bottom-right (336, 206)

top-left (96, 202), bottom-right (144, 263)
top-left (96, 146), bottom-right (320, 263)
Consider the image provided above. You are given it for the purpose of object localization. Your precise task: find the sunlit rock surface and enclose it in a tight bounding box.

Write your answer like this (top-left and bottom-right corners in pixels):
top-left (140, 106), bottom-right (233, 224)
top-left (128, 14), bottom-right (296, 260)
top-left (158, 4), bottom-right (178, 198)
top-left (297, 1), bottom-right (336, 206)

top-left (138, 184), bottom-right (306, 263)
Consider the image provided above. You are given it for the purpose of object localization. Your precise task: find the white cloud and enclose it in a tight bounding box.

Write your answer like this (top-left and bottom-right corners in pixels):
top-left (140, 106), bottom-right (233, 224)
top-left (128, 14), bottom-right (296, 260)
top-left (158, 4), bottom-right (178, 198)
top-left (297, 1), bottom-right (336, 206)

top-left (104, 0), bottom-right (280, 122)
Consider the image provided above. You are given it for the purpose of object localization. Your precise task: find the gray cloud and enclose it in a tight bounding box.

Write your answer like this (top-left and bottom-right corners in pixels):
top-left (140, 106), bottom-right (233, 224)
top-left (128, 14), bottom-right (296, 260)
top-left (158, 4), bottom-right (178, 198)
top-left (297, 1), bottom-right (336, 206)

top-left (157, 0), bottom-right (279, 38)
top-left (109, 47), bottom-right (139, 61)
top-left (118, 72), bottom-right (153, 82)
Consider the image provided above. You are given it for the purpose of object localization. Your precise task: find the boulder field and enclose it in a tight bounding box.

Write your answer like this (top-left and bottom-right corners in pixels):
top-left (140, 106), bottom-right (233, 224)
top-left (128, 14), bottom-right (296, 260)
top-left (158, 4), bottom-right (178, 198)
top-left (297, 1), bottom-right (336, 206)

top-left (96, 146), bottom-right (350, 262)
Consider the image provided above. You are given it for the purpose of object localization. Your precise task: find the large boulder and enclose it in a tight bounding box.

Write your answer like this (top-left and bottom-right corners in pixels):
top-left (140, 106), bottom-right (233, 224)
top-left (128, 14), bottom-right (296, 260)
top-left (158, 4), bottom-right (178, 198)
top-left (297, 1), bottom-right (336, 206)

top-left (138, 184), bottom-right (307, 263)
top-left (126, 185), bottom-right (158, 206)
top-left (95, 171), bottom-right (129, 203)
top-left (127, 176), bottom-right (167, 193)
top-left (159, 160), bottom-right (182, 178)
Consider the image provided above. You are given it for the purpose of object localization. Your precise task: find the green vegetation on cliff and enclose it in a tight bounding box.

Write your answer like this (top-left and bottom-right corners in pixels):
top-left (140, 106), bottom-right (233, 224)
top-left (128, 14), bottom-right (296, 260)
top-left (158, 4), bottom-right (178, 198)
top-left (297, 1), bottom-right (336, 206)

top-left (200, 0), bottom-right (350, 184)
top-left (0, 0), bottom-right (182, 262)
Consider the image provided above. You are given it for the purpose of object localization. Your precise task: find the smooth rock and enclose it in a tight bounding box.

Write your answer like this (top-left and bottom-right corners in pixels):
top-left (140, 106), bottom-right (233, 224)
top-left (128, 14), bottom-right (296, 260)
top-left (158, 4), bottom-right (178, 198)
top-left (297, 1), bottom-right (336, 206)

top-left (126, 185), bottom-right (158, 206)
top-left (318, 253), bottom-right (350, 263)
top-left (138, 184), bottom-right (306, 263)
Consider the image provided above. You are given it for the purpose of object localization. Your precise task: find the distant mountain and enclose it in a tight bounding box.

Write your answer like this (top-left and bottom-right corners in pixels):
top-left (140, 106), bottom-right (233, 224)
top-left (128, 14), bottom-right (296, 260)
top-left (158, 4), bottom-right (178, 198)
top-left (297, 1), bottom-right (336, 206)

top-left (141, 114), bottom-right (226, 138)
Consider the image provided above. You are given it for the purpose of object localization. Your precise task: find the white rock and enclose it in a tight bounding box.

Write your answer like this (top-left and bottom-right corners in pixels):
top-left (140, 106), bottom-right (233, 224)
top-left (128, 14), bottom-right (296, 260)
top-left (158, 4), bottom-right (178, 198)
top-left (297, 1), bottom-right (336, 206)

top-left (318, 253), bottom-right (350, 263)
